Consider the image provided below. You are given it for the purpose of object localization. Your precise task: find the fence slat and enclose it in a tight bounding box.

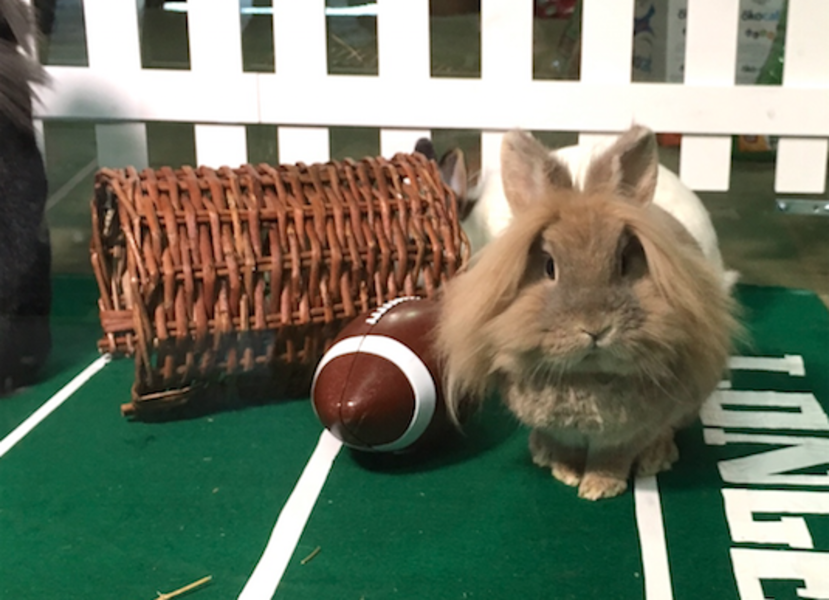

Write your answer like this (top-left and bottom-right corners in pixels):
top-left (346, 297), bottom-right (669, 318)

top-left (272, 0), bottom-right (326, 169)
top-left (271, 0), bottom-right (328, 166)
top-left (82, 0), bottom-right (141, 70)
top-left (39, 69), bottom-right (259, 123)
top-left (376, 0), bottom-right (430, 158)
top-left (683, 0), bottom-right (739, 85)
top-left (776, 138), bottom-right (829, 194)
top-left (188, 0), bottom-right (243, 72)
top-left (580, 0), bottom-right (634, 84)
top-left (83, 0), bottom-right (148, 171)
top-left (42, 71), bottom-right (829, 141)
top-left (278, 127), bottom-right (330, 165)
top-left (380, 129), bottom-right (430, 157)
top-left (195, 126), bottom-right (248, 169)
top-left (680, 0), bottom-right (739, 191)
top-left (189, 0), bottom-right (247, 167)
top-left (481, 0), bottom-right (533, 83)
top-left (679, 135), bottom-right (732, 193)
top-left (377, 0), bottom-right (429, 80)
top-left (578, 0), bottom-right (633, 145)
top-left (274, 0), bottom-right (327, 77)
top-left (775, 0), bottom-right (829, 194)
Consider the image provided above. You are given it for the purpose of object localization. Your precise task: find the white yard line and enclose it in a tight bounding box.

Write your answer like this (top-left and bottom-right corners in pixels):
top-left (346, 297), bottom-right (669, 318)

top-left (0, 354), bottom-right (111, 459)
top-left (634, 475), bottom-right (674, 600)
top-left (238, 430), bottom-right (343, 600)
top-left (238, 434), bottom-right (672, 600)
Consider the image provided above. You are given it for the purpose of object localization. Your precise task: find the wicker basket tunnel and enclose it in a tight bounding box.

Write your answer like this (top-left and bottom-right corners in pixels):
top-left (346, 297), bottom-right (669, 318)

top-left (90, 152), bottom-right (469, 416)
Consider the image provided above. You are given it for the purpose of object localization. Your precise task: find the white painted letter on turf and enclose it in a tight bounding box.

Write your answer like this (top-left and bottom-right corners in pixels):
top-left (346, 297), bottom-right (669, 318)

top-left (728, 355), bottom-right (805, 376)
top-left (732, 548), bottom-right (829, 600)
top-left (701, 390), bottom-right (829, 431)
top-left (704, 430), bottom-right (829, 487)
top-left (722, 488), bottom-right (829, 549)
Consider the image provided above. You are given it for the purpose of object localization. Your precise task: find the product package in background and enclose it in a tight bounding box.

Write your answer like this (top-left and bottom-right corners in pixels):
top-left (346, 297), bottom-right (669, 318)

top-left (734, 0), bottom-right (787, 160)
top-left (622, 0), bottom-right (787, 154)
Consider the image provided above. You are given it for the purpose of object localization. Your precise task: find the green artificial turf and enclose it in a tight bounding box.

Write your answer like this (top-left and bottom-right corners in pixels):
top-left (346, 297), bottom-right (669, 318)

top-left (1, 278), bottom-right (827, 599)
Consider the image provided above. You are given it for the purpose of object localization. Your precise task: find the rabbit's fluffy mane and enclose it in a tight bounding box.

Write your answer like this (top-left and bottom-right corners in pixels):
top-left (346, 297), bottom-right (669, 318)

top-left (0, 0), bottom-right (42, 130)
top-left (438, 186), bottom-right (739, 422)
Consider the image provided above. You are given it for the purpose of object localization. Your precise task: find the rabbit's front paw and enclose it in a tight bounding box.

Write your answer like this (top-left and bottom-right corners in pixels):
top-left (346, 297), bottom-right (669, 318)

top-left (552, 462), bottom-right (582, 487)
top-left (636, 434), bottom-right (679, 477)
top-left (529, 429), bottom-right (584, 486)
top-left (578, 473), bottom-right (628, 500)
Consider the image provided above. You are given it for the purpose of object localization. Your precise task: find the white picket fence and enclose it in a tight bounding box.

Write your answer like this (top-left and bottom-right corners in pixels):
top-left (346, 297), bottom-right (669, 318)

top-left (33, 0), bottom-right (829, 194)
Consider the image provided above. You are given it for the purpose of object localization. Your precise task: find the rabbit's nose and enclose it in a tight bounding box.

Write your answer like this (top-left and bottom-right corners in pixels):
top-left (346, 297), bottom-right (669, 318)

top-left (581, 326), bottom-right (612, 347)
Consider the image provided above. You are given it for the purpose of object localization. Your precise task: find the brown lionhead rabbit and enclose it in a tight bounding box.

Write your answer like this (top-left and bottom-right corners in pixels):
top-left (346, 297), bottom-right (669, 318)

top-left (436, 126), bottom-right (739, 500)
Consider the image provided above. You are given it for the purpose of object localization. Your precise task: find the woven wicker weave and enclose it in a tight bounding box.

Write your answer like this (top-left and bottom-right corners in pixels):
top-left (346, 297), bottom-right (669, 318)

top-left (90, 152), bottom-right (469, 416)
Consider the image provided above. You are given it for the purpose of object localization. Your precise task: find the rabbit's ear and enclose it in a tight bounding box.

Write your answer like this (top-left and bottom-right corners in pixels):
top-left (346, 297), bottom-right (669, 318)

top-left (438, 147), bottom-right (467, 203)
top-left (584, 125), bottom-right (658, 206)
top-left (501, 129), bottom-right (572, 214)
top-left (414, 138), bottom-right (437, 162)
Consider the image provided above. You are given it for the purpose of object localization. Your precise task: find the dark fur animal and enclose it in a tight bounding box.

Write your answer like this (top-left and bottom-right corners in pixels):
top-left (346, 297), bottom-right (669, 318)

top-left (0, 0), bottom-right (51, 393)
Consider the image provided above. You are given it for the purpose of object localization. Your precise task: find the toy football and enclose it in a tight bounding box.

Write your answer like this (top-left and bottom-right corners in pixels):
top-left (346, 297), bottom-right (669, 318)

top-left (311, 296), bottom-right (451, 452)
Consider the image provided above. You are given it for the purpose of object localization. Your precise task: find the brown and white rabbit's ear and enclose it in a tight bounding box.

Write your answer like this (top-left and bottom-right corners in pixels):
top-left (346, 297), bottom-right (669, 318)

top-left (414, 139), bottom-right (470, 212)
top-left (501, 129), bottom-right (572, 214)
top-left (438, 147), bottom-right (475, 217)
top-left (414, 137), bottom-right (438, 162)
top-left (438, 147), bottom-right (467, 201)
top-left (413, 139), bottom-right (467, 198)
top-left (583, 125), bottom-right (658, 206)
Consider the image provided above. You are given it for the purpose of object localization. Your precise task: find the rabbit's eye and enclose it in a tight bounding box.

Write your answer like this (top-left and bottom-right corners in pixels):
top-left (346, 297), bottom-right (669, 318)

top-left (621, 236), bottom-right (646, 279)
top-left (544, 254), bottom-right (556, 279)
